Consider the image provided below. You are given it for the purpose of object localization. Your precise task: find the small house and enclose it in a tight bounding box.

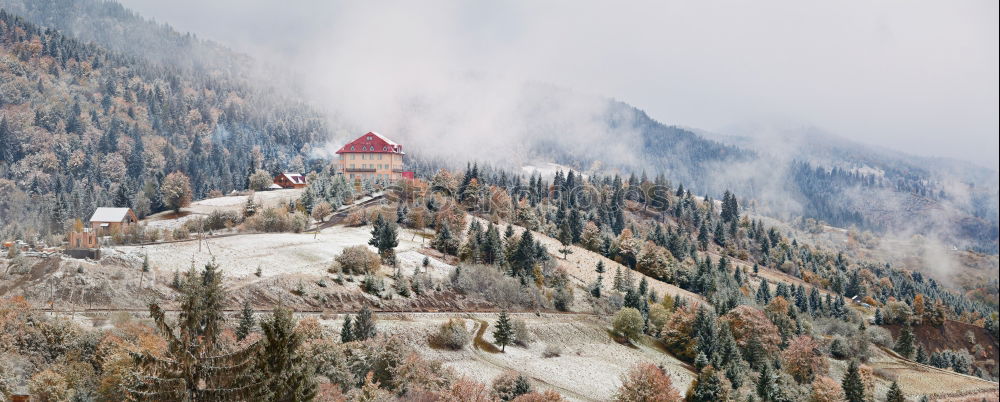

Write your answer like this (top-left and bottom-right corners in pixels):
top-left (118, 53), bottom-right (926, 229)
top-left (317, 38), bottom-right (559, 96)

top-left (274, 172), bottom-right (308, 189)
top-left (89, 207), bottom-right (138, 235)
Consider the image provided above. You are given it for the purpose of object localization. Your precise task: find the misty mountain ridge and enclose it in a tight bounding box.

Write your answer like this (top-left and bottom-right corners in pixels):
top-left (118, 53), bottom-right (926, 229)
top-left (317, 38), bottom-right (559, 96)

top-left (1, 0), bottom-right (996, 252)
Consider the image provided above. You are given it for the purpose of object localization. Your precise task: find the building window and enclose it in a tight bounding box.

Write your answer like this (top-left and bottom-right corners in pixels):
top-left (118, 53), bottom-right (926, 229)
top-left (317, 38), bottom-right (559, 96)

top-left (350, 146), bottom-right (355, 151)
top-left (367, 136), bottom-right (372, 141)
top-left (383, 146), bottom-right (387, 151)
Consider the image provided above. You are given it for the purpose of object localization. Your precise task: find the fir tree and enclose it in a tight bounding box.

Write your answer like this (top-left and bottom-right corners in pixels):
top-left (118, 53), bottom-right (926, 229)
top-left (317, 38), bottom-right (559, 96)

top-left (842, 360), bottom-right (865, 402)
top-left (756, 362), bottom-right (775, 402)
top-left (369, 214), bottom-right (399, 265)
top-left (557, 219), bottom-right (573, 259)
top-left (257, 307), bottom-right (317, 402)
top-left (687, 366), bottom-right (728, 402)
top-left (591, 275), bottom-right (603, 298)
top-left (340, 315), bottom-right (354, 343)
top-left (885, 381), bottom-right (905, 402)
top-left (493, 311), bottom-right (513, 352)
top-left (236, 300), bottom-right (255, 341)
top-left (894, 324), bottom-right (916, 359)
top-left (596, 260), bottom-right (606, 274)
top-left (353, 307), bottom-right (377, 341)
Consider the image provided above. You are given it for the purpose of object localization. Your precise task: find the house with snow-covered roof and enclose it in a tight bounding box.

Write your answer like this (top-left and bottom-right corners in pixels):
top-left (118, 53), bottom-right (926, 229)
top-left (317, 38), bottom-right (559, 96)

top-left (89, 207), bottom-right (137, 235)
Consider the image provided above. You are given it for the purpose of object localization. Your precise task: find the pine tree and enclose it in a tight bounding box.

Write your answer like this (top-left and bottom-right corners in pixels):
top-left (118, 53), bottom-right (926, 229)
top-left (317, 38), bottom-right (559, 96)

top-left (432, 223), bottom-right (459, 255)
top-left (340, 315), bottom-right (354, 343)
top-left (596, 260), bottom-right (605, 274)
top-left (353, 307), bottom-right (377, 341)
top-left (369, 214), bottom-right (399, 265)
top-left (557, 219), bottom-right (573, 259)
top-left (842, 360), bottom-right (865, 402)
top-left (129, 263), bottom-right (261, 399)
top-left (236, 300), bottom-right (256, 341)
top-left (591, 275), bottom-right (603, 298)
top-left (687, 366), bottom-right (728, 402)
top-left (257, 307), bottom-right (317, 402)
top-left (756, 362), bottom-right (775, 401)
top-left (885, 381), bottom-right (905, 402)
top-left (894, 324), bottom-right (916, 359)
top-left (493, 311), bottom-right (513, 352)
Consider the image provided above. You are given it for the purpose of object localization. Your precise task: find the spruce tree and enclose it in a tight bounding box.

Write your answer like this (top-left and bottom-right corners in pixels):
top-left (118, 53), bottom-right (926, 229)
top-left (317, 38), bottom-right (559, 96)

top-left (353, 307), bottom-right (377, 341)
top-left (885, 381), bottom-right (905, 402)
top-left (756, 362), bottom-right (774, 401)
top-left (557, 219), bottom-right (573, 259)
top-left (842, 360), bottom-right (865, 402)
top-left (894, 324), bottom-right (916, 359)
top-left (257, 307), bottom-right (317, 402)
top-left (236, 300), bottom-right (256, 341)
top-left (340, 315), bottom-right (354, 343)
top-left (493, 311), bottom-right (513, 352)
top-left (369, 214), bottom-right (398, 265)
top-left (596, 260), bottom-right (605, 274)
top-left (687, 366), bottom-right (728, 402)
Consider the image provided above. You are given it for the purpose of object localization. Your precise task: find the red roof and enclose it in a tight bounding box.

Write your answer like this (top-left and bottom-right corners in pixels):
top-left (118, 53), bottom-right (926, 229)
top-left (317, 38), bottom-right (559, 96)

top-left (335, 132), bottom-right (404, 155)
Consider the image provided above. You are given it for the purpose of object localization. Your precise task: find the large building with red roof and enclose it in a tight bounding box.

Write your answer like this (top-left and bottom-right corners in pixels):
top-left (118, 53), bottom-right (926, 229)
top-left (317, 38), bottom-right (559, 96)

top-left (335, 132), bottom-right (409, 182)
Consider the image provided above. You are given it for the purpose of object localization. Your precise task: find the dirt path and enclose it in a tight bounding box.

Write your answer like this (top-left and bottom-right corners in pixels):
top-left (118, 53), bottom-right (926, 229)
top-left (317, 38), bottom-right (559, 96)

top-left (466, 319), bottom-right (598, 402)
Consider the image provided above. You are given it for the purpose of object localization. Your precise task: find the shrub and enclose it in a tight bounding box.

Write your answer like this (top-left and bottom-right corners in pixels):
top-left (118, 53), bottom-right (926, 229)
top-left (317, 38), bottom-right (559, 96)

top-left (336, 245), bottom-right (381, 275)
top-left (173, 226), bottom-right (190, 240)
top-left (613, 363), bottom-right (681, 402)
top-left (866, 326), bottom-right (894, 348)
top-left (29, 369), bottom-right (72, 402)
top-left (451, 264), bottom-right (535, 309)
top-left (205, 209), bottom-right (242, 231)
top-left (542, 344), bottom-right (562, 358)
top-left (492, 372), bottom-right (532, 401)
top-left (513, 391), bottom-right (565, 402)
top-left (361, 274), bottom-right (384, 295)
top-left (512, 319), bottom-right (532, 346)
top-left (613, 307), bottom-right (644, 340)
top-left (553, 286), bottom-right (572, 312)
top-left (242, 207), bottom-right (308, 233)
top-left (429, 319), bottom-right (470, 350)
top-left (828, 336), bottom-right (849, 359)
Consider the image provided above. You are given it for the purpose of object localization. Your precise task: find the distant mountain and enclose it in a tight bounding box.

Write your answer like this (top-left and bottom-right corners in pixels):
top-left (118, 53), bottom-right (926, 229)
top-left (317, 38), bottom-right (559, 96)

top-left (1, 0), bottom-right (995, 252)
top-left (0, 0), bottom-right (250, 78)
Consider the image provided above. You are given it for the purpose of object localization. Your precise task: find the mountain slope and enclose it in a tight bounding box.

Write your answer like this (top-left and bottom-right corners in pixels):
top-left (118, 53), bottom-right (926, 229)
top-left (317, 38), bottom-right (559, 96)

top-left (0, 7), bottom-right (326, 240)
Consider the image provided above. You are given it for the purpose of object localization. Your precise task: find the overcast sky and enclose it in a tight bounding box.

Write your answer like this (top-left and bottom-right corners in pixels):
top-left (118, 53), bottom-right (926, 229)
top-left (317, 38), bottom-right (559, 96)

top-left (120, 0), bottom-right (998, 169)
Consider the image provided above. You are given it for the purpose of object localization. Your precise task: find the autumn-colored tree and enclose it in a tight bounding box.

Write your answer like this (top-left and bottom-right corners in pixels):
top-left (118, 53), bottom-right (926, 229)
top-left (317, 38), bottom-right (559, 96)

top-left (808, 376), bottom-right (843, 402)
top-left (312, 201), bottom-right (333, 222)
top-left (161, 171), bottom-right (193, 213)
top-left (721, 305), bottom-right (782, 353)
top-left (613, 307), bottom-right (645, 341)
top-left (912, 293), bottom-right (926, 323)
top-left (765, 296), bottom-right (790, 316)
top-left (661, 306), bottom-right (698, 361)
top-left (648, 304), bottom-right (671, 336)
top-left (29, 369), bottom-right (72, 402)
top-left (248, 169), bottom-right (273, 191)
top-left (613, 363), bottom-right (682, 402)
top-left (781, 335), bottom-right (827, 384)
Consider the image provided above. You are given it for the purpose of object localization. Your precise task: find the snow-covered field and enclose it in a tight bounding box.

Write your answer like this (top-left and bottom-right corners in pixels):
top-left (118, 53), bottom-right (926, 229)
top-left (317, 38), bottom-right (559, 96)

top-left (116, 225), bottom-right (447, 283)
top-left (315, 312), bottom-right (694, 402)
top-left (143, 189), bottom-right (304, 230)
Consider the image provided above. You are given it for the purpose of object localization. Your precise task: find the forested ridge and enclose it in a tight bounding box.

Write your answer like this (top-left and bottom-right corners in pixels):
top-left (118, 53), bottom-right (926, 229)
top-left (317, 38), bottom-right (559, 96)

top-left (0, 7), bottom-right (328, 240)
